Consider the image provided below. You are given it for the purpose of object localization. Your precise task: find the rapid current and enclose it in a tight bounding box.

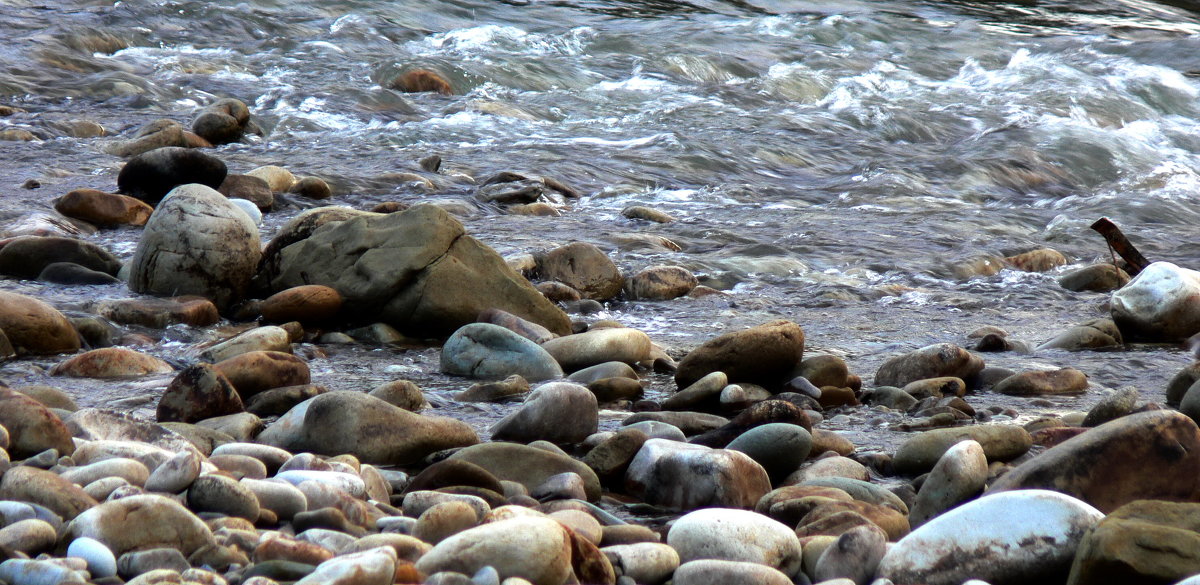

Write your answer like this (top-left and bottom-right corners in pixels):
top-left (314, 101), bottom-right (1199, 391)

top-left (3, 0), bottom-right (1200, 453)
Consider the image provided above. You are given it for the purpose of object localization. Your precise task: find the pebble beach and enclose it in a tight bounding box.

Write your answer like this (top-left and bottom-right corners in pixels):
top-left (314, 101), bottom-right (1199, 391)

top-left (4, 1), bottom-right (1200, 584)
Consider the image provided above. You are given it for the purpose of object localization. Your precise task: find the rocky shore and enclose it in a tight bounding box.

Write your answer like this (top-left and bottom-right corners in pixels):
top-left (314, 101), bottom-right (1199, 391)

top-left (3, 96), bottom-right (1200, 585)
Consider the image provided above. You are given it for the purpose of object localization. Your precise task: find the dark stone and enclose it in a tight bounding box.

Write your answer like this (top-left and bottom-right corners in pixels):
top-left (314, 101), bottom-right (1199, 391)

top-left (117, 146), bottom-right (227, 206)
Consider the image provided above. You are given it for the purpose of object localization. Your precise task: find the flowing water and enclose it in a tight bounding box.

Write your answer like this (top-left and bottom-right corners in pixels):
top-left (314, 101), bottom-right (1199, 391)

top-left (3, 0), bottom-right (1200, 456)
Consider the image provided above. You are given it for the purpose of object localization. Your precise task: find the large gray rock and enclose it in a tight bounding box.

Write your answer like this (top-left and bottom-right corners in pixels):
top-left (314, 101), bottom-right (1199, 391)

top-left (988, 410), bottom-right (1200, 513)
top-left (260, 204), bottom-right (571, 337)
top-left (1111, 261), bottom-right (1200, 341)
top-left (441, 323), bottom-right (562, 382)
top-left (257, 391), bottom-right (478, 465)
top-left (128, 184), bottom-right (261, 309)
top-left (490, 382), bottom-right (597, 444)
top-left (625, 439), bottom-right (771, 510)
top-left (876, 490), bottom-right (1103, 585)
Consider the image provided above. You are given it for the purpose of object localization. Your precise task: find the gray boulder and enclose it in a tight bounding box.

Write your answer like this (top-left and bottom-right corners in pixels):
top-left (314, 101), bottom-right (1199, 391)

top-left (128, 184), bottom-right (261, 309)
top-left (260, 204), bottom-right (571, 337)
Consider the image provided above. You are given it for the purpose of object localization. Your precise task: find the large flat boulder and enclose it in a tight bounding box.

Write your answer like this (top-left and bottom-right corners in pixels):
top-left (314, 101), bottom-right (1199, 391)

top-left (260, 204), bottom-right (570, 337)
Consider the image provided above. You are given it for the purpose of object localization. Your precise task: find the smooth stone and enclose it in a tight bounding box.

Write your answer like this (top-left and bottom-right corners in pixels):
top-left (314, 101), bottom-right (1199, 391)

top-left (624, 439), bottom-right (771, 510)
top-left (688, 400), bottom-right (813, 448)
top-left (0, 559), bottom-right (89, 585)
top-left (720, 421), bottom-right (816, 481)
top-left (624, 265), bottom-right (698, 300)
top-left (785, 456), bottom-right (869, 484)
top-left (672, 559), bottom-right (793, 585)
top-left (797, 355), bottom-right (850, 389)
top-left (241, 478), bottom-right (307, 521)
top-left (1037, 319), bottom-right (1123, 351)
top-left (211, 443), bottom-right (291, 472)
top-left (662, 371), bottom-right (728, 411)
top-left (582, 428), bottom-right (649, 482)
top-left (0, 387), bottom-right (75, 457)
top-left (491, 382), bottom-right (598, 444)
top-left (407, 459), bottom-right (505, 494)
top-left (674, 320), bottom-right (805, 389)
top-left (478, 308), bottom-right (557, 345)
top-left (1059, 263), bottom-right (1129, 292)
top-left (0, 519), bottom-right (57, 554)
top-left (94, 296), bottom-right (220, 328)
top-left (620, 205), bottom-right (676, 223)
top-left (1081, 387), bottom-right (1139, 427)
top-left (260, 285), bottom-right (342, 324)
top-left (118, 147), bottom-right (226, 205)
top-left (0, 466), bottom-right (96, 520)
top-left (219, 173), bottom-right (273, 210)
top-left (258, 391), bottom-right (478, 465)
top-left (213, 351), bottom-right (310, 399)
top-left (1067, 500), bottom-right (1200, 585)
top-left (0, 291), bottom-right (80, 356)
top-left (187, 474), bottom-right (260, 520)
top-left (623, 410), bottom-right (730, 436)
top-left (455, 375), bottom-right (530, 402)
top-left (66, 494), bottom-right (214, 556)
top-left (798, 478), bottom-right (910, 515)
top-left (261, 204), bottom-right (571, 338)
top-left (540, 328), bottom-right (653, 372)
top-left (588, 377), bottom-right (644, 402)
top-left (908, 440), bottom-right (988, 528)
top-left (294, 546), bottom-right (398, 585)
top-left (874, 343), bottom-right (984, 388)
top-left (568, 362), bottom-right (639, 384)
top-left (275, 470), bottom-right (366, 498)
top-left (196, 411), bottom-right (263, 442)
top-left (54, 188), bottom-right (153, 227)
top-left (448, 443), bottom-right (601, 502)
top-left (200, 326), bottom-right (291, 363)
top-left (624, 420), bottom-right (687, 442)
top-left (536, 242), bottom-right (624, 301)
top-left (247, 165), bottom-right (297, 192)
top-left (865, 386), bottom-right (918, 411)
top-left (0, 235), bottom-right (120, 279)
top-left (813, 524), bottom-right (887, 585)
top-left (994, 368), bottom-right (1089, 396)
top-left (415, 517), bottom-right (572, 585)
top-left (415, 500), bottom-right (480, 545)
top-left (68, 536), bottom-right (118, 578)
top-left (1004, 247), bottom-right (1067, 272)
top-left (156, 363), bottom-right (244, 424)
top-left (1111, 261), bottom-right (1200, 341)
top-left (145, 450), bottom-right (202, 493)
top-left (128, 183), bottom-right (259, 309)
top-left (988, 410), bottom-right (1200, 512)
top-left (668, 508), bottom-right (801, 576)
top-left (50, 347), bottom-right (173, 378)
top-left (246, 384), bottom-right (330, 417)
top-left (876, 490), bottom-right (1103, 585)
top-left (442, 323), bottom-right (563, 382)
top-left (1167, 362), bottom-right (1200, 406)
top-left (601, 543), bottom-right (678, 584)
top-left (60, 457), bottom-right (150, 487)
top-left (892, 425), bottom-right (1032, 475)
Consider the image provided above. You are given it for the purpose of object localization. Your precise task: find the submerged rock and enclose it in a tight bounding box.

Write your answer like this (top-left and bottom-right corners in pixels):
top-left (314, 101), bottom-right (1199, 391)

top-left (674, 320), bottom-right (805, 389)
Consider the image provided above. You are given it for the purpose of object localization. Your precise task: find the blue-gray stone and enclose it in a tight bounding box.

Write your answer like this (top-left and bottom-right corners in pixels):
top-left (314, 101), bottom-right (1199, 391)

top-left (441, 323), bottom-right (563, 382)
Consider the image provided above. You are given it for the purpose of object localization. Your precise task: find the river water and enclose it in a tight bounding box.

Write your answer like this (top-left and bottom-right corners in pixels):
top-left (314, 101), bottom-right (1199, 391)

top-left (2, 0), bottom-right (1200, 455)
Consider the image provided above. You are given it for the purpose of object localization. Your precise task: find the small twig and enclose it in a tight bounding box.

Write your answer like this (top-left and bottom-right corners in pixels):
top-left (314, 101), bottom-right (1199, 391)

top-left (1090, 217), bottom-right (1150, 276)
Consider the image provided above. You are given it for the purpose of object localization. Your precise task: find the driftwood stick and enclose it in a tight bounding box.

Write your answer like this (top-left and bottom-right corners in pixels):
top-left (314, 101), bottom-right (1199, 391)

top-left (1090, 217), bottom-right (1150, 275)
